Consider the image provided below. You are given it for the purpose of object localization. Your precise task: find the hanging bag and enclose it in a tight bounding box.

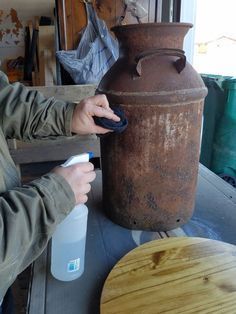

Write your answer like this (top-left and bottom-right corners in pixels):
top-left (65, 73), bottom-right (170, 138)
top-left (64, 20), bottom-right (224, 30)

top-left (56, 2), bottom-right (119, 84)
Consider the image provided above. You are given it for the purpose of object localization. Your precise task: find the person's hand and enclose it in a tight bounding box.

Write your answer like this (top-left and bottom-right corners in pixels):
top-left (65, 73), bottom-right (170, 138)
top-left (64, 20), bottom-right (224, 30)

top-left (52, 162), bottom-right (96, 204)
top-left (71, 94), bottom-right (120, 135)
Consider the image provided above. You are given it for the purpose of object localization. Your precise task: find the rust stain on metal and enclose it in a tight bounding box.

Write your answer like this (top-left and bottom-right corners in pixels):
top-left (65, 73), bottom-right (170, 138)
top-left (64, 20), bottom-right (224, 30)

top-left (98, 23), bottom-right (208, 231)
top-left (158, 111), bottom-right (190, 153)
top-left (145, 192), bottom-right (159, 211)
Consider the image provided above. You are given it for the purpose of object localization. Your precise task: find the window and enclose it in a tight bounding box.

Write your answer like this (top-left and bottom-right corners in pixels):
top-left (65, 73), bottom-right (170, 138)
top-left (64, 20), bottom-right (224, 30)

top-left (193, 0), bottom-right (236, 76)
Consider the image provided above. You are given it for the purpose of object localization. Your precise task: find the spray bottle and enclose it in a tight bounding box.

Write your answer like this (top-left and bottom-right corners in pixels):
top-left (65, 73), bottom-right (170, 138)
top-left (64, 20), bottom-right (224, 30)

top-left (51, 152), bottom-right (92, 281)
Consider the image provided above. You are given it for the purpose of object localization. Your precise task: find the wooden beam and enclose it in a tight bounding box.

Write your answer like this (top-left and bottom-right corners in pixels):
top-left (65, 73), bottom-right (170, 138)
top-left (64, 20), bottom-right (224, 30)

top-left (28, 84), bottom-right (97, 102)
top-left (9, 136), bottom-right (100, 164)
top-left (28, 249), bottom-right (47, 314)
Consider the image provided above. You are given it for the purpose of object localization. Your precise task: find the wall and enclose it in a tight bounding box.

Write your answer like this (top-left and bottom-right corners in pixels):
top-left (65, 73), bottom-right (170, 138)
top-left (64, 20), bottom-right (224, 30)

top-left (0, 0), bottom-right (54, 71)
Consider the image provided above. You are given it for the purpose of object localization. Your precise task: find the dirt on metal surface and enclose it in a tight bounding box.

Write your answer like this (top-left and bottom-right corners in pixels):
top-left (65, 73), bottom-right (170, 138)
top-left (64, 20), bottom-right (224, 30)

top-left (97, 23), bottom-right (207, 231)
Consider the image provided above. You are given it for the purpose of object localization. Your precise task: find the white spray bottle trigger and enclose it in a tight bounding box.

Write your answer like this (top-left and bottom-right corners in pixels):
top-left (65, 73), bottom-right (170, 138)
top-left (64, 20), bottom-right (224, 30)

top-left (61, 152), bottom-right (93, 167)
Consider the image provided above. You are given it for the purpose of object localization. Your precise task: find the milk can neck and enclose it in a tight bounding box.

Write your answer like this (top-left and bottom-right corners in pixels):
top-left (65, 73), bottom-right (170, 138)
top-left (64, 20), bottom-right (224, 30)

top-left (112, 23), bottom-right (192, 59)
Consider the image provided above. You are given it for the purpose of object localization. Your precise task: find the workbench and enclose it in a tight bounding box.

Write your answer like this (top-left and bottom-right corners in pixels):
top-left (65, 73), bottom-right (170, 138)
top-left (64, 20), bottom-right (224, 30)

top-left (27, 164), bottom-right (236, 314)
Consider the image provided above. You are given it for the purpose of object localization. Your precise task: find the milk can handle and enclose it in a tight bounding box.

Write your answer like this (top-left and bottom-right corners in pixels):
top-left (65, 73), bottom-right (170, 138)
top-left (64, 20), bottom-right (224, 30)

top-left (134, 48), bottom-right (186, 76)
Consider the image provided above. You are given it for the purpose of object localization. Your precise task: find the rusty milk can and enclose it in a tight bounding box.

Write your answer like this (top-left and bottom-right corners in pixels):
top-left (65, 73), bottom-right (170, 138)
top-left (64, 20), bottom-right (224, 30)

top-left (96, 23), bottom-right (207, 231)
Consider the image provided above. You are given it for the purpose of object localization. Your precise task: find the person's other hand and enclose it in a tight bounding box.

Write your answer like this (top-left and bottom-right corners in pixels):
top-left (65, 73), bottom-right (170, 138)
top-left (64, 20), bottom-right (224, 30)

top-left (71, 94), bottom-right (120, 135)
top-left (52, 162), bottom-right (96, 204)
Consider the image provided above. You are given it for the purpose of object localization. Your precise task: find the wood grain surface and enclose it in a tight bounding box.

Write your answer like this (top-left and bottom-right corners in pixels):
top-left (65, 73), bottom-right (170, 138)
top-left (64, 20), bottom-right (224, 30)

top-left (100, 237), bottom-right (236, 314)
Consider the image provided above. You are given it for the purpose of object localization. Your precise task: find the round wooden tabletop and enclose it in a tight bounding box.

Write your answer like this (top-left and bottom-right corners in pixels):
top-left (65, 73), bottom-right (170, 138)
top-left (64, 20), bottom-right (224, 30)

top-left (100, 237), bottom-right (236, 314)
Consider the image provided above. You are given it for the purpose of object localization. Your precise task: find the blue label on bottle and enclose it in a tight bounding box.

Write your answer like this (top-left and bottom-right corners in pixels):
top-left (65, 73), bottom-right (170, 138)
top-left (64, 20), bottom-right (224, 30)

top-left (67, 258), bottom-right (80, 272)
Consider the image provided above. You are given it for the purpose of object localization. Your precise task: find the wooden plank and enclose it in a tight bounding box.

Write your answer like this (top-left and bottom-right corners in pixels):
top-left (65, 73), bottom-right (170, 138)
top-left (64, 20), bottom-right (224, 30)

top-left (9, 136), bottom-right (100, 164)
top-left (12, 134), bottom-right (97, 149)
top-left (25, 22), bottom-right (39, 82)
top-left (64, 0), bottom-right (74, 50)
top-left (43, 49), bottom-right (55, 86)
top-left (33, 17), bottom-right (40, 86)
top-left (72, 0), bottom-right (87, 49)
top-left (101, 237), bottom-right (236, 313)
top-left (56, 0), bottom-right (87, 51)
top-left (28, 249), bottom-right (48, 314)
top-left (38, 25), bottom-right (56, 86)
top-left (12, 266), bottom-right (32, 314)
top-left (38, 25), bottom-right (55, 57)
top-left (28, 84), bottom-right (97, 102)
top-left (38, 50), bottom-right (45, 86)
top-left (56, 0), bottom-right (67, 50)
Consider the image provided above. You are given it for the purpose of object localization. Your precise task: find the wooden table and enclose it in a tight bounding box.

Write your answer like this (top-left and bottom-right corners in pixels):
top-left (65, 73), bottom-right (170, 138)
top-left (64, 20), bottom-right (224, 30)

top-left (27, 165), bottom-right (236, 314)
top-left (101, 237), bottom-right (236, 313)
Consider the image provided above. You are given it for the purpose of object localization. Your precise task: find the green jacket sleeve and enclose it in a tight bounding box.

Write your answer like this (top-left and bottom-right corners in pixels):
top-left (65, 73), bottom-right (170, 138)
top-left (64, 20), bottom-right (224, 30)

top-left (0, 71), bottom-right (76, 140)
top-left (0, 172), bottom-right (76, 298)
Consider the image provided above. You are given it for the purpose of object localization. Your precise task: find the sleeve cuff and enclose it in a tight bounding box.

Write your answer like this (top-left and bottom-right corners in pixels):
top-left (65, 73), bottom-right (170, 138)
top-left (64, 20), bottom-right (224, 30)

top-left (65, 102), bottom-right (76, 136)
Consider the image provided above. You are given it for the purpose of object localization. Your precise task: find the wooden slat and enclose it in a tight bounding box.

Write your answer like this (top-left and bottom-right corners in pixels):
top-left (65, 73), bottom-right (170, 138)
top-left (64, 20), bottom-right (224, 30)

top-left (64, 0), bottom-right (74, 50)
top-left (101, 237), bottom-right (236, 313)
top-left (28, 84), bottom-right (97, 102)
top-left (38, 25), bottom-right (56, 86)
top-left (56, 0), bottom-right (67, 50)
top-left (72, 0), bottom-right (87, 49)
top-left (27, 249), bottom-right (48, 314)
top-left (56, 0), bottom-right (87, 50)
top-left (9, 136), bottom-right (100, 164)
